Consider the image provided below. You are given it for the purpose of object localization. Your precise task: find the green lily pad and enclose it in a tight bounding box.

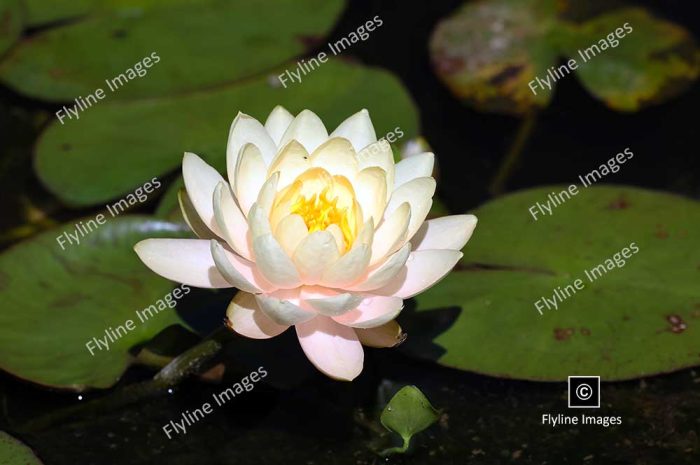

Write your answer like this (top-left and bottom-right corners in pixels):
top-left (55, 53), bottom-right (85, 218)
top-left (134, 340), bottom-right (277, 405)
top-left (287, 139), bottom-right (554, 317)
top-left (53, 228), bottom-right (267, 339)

top-left (380, 385), bottom-right (439, 455)
top-left (558, 8), bottom-right (700, 112)
top-left (0, 0), bottom-right (343, 101)
top-left (0, 432), bottom-right (43, 465)
top-left (412, 186), bottom-right (700, 381)
top-left (0, 216), bottom-right (190, 390)
top-left (430, 1), bottom-right (699, 115)
top-left (35, 59), bottom-right (419, 207)
top-left (0, 0), bottom-right (22, 57)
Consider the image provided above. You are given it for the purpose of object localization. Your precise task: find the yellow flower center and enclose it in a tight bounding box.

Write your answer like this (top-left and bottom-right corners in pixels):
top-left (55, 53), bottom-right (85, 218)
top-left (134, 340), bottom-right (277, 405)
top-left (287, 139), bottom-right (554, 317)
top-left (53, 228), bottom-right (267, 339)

top-left (290, 187), bottom-right (354, 249)
top-left (271, 168), bottom-right (361, 252)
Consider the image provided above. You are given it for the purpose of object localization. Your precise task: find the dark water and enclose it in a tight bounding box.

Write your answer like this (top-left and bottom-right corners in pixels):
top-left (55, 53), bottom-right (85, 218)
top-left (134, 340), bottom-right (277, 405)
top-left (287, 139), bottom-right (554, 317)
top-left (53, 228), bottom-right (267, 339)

top-left (1, 0), bottom-right (699, 464)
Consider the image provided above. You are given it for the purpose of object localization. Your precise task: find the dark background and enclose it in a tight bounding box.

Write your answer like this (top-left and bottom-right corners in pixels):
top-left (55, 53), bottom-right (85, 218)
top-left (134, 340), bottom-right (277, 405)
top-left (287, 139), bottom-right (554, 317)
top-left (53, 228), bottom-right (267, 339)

top-left (1, 0), bottom-right (699, 463)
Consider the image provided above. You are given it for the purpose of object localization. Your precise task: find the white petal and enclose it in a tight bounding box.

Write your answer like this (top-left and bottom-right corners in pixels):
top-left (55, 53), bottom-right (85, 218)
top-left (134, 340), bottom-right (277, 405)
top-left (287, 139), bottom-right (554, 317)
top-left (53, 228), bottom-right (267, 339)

top-left (178, 189), bottom-right (217, 239)
top-left (385, 177), bottom-right (436, 241)
top-left (333, 295), bottom-right (403, 329)
top-left (293, 231), bottom-right (340, 285)
top-left (296, 316), bottom-right (364, 381)
top-left (356, 140), bottom-right (395, 193)
top-left (210, 240), bottom-right (273, 293)
top-left (182, 152), bottom-right (224, 236)
top-left (255, 289), bottom-right (316, 326)
top-left (213, 182), bottom-right (253, 260)
top-left (274, 214), bottom-right (309, 257)
top-left (375, 249), bottom-right (462, 298)
top-left (256, 171), bottom-right (279, 214)
top-left (321, 220), bottom-right (374, 287)
top-left (252, 234), bottom-right (302, 289)
top-left (227, 112), bottom-right (277, 177)
top-left (234, 144), bottom-right (268, 216)
top-left (354, 167), bottom-right (387, 227)
top-left (411, 215), bottom-right (478, 251)
top-left (134, 239), bottom-right (230, 288)
top-left (309, 138), bottom-right (358, 182)
top-left (370, 202), bottom-right (410, 266)
top-left (330, 109), bottom-right (377, 152)
top-left (267, 141), bottom-right (310, 189)
top-left (394, 152), bottom-right (434, 188)
top-left (279, 109), bottom-right (328, 153)
top-left (301, 287), bottom-right (363, 317)
top-left (350, 243), bottom-right (410, 291)
top-left (356, 321), bottom-right (405, 348)
top-left (264, 105), bottom-right (294, 145)
top-left (226, 291), bottom-right (288, 339)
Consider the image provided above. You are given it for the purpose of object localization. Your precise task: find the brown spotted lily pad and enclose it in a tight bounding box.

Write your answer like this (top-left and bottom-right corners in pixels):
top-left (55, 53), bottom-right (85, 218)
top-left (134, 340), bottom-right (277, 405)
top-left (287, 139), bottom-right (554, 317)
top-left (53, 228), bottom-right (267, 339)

top-left (430, 0), bottom-right (700, 114)
top-left (407, 186), bottom-right (700, 381)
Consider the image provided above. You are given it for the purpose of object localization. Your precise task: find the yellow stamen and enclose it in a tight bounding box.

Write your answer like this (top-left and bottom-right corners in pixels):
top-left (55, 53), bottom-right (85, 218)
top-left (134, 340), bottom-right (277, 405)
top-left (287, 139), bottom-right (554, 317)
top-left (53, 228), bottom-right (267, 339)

top-left (290, 186), bottom-right (355, 249)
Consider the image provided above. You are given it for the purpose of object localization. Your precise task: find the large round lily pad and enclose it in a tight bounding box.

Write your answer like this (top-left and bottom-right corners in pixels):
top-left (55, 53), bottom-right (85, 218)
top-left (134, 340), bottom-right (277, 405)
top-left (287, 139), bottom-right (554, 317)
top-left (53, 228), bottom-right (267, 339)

top-left (0, 432), bottom-right (43, 465)
top-left (411, 186), bottom-right (700, 381)
top-left (35, 59), bottom-right (419, 207)
top-left (0, 0), bottom-right (344, 100)
top-left (0, 216), bottom-right (190, 390)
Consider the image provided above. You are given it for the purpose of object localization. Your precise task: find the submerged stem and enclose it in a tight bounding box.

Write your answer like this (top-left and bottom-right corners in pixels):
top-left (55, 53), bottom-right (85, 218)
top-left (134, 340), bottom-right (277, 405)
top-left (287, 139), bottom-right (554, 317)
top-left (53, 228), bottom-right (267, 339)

top-left (19, 338), bottom-right (222, 432)
top-left (488, 110), bottom-right (538, 196)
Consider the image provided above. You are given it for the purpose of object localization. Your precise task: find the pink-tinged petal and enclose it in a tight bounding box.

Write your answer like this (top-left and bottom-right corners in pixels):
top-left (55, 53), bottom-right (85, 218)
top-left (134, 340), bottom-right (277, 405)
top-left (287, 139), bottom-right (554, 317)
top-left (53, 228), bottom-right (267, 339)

top-left (226, 112), bottom-right (277, 177)
top-left (255, 289), bottom-right (316, 326)
top-left (370, 202), bottom-right (410, 266)
top-left (178, 189), bottom-right (217, 240)
top-left (264, 105), bottom-right (294, 145)
top-left (411, 215), bottom-right (478, 252)
top-left (385, 177), bottom-right (436, 242)
top-left (293, 231), bottom-right (340, 284)
top-left (375, 250), bottom-right (462, 299)
top-left (300, 286), bottom-right (363, 317)
top-left (234, 143), bottom-right (268, 216)
top-left (356, 321), bottom-right (405, 348)
top-left (279, 110), bottom-right (328, 153)
top-left (210, 240), bottom-right (274, 293)
top-left (213, 182), bottom-right (252, 260)
top-left (182, 152), bottom-right (224, 237)
top-left (296, 316), bottom-right (364, 381)
top-left (333, 296), bottom-right (403, 328)
top-left (226, 291), bottom-right (288, 339)
top-left (350, 243), bottom-right (411, 292)
top-left (393, 153), bottom-right (434, 188)
top-left (329, 109), bottom-right (377, 152)
top-left (134, 238), bottom-right (231, 288)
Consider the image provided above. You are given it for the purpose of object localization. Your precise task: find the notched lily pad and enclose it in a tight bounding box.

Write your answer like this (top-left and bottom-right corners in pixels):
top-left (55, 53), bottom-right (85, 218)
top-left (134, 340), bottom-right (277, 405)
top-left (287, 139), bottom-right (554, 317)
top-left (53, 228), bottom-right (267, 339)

top-left (410, 186), bottom-right (700, 381)
top-left (0, 216), bottom-right (190, 390)
top-left (430, 1), bottom-right (699, 114)
top-left (379, 385), bottom-right (440, 456)
top-left (0, 432), bottom-right (43, 465)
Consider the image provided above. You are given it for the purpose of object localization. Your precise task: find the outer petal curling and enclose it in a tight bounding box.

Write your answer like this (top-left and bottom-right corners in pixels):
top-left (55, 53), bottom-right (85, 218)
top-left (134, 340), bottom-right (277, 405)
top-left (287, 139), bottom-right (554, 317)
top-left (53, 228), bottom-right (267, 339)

top-left (333, 296), bottom-right (403, 329)
top-left (384, 176), bottom-right (436, 241)
top-left (213, 182), bottom-right (252, 260)
top-left (226, 112), bottom-right (277, 175)
top-left (255, 289), bottom-right (316, 326)
top-left (355, 321), bottom-right (405, 348)
top-left (210, 240), bottom-right (273, 293)
top-left (375, 249), bottom-right (462, 299)
top-left (393, 152), bottom-right (434, 188)
top-left (182, 152), bottom-right (224, 236)
top-left (411, 214), bottom-right (478, 252)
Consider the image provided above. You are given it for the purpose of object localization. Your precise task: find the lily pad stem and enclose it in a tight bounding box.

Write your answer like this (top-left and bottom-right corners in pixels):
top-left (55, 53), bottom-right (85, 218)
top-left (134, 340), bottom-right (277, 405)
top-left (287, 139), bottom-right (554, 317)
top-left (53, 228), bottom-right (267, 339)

top-left (488, 109), bottom-right (538, 196)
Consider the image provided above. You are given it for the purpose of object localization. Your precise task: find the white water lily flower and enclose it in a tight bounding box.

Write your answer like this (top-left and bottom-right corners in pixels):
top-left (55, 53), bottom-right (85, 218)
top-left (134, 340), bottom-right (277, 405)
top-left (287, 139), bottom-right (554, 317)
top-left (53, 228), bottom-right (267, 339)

top-left (135, 107), bottom-right (477, 381)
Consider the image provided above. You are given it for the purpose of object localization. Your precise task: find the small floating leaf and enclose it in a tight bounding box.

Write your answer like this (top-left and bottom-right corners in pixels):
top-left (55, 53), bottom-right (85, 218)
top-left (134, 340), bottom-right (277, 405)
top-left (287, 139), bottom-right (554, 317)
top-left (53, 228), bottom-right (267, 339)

top-left (408, 186), bottom-right (700, 381)
top-left (0, 216), bottom-right (190, 390)
top-left (0, 432), bottom-right (43, 465)
top-left (380, 385), bottom-right (439, 455)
